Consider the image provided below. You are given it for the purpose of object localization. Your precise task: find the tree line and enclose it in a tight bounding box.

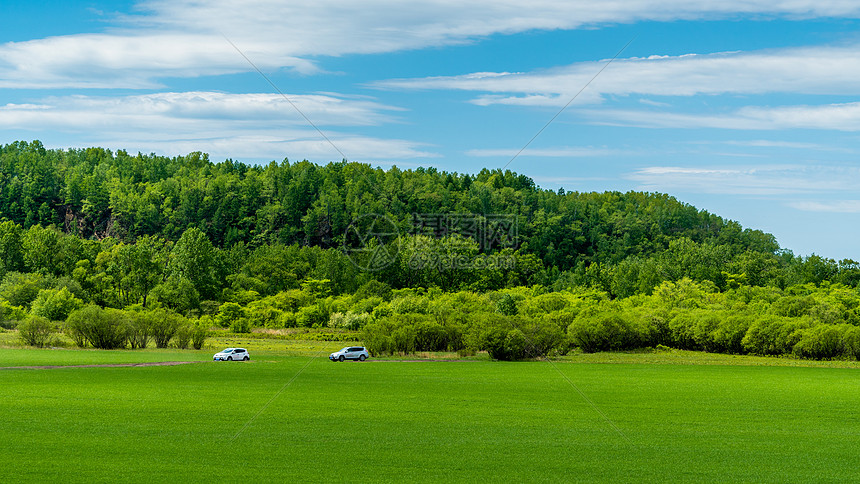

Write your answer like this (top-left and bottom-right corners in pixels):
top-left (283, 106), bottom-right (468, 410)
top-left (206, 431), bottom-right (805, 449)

top-left (0, 140), bottom-right (787, 265)
top-left (1, 140), bottom-right (859, 360)
top-left (358, 279), bottom-right (860, 361)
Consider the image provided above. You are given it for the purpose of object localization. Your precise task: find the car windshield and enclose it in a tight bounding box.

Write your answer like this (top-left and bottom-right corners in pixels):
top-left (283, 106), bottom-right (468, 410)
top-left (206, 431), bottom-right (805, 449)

top-left (221, 348), bottom-right (234, 353)
top-left (339, 347), bottom-right (350, 352)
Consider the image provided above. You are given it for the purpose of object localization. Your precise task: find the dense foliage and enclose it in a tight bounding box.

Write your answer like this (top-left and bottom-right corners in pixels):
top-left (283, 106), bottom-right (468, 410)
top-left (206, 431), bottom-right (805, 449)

top-left (360, 281), bottom-right (860, 361)
top-left (2, 140), bottom-right (859, 360)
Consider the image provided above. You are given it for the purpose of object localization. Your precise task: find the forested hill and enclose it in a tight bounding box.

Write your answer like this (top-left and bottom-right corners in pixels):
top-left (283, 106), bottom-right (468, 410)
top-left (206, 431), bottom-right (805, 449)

top-left (0, 140), bottom-right (855, 300)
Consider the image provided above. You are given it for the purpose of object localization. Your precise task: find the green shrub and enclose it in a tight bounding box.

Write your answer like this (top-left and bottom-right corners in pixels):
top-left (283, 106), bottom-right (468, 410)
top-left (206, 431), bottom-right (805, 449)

top-left (354, 280), bottom-right (392, 301)
top-left (150, 276), bottom-right (200, 314)
top-left (300, 278), bottom-right (332, 298)
top-left (390, 295), bottom-right (429, 315)
top-left (261, 289), bottom-right (311, 313)
top-left (503, 329), bottom-right (529, 360)
top-left (667, 311), bottom-right (700, 350)
top-left (792, 324), bottom-right (846, 360)
top-left (279, 311), bottom-right (298, 328)
top-left (229, 318), bottom-right (251, 333)
top-left (521, 320), bottom-right (566, 357)
top-left (445, 323), bottom-right (466, 352)
top-left (18, 315), bottom-right (53, 347)
top-left (496, 293), bottom-right (519, 316)
top-left (371, 303), bottom-right (392, 320)
top-left (174, 323), bottom-right (193, 349)
top-left (330, 311), bottom-right (372, 330)
top-left (31, 287), bottom-right (83, 322)
top-left (191, 321), bottom-right (208, 350)
top-left (296, 304), bottom-right (328, 328)
top-left (0, 299), bottom-right (25, 329)
top-left (351, 296), bottom-right (384, 314)
top-left (474, 313), bottom-right (532, 361)
top-left (64, 314), bottom-right (89, 348)
top-left (215, 302), bottom-right (246, 328)
top-left (518, 292), bottom-right (568, 318)
top-left (690, 311), bottom-right (724, 352)
top-left (150, 309), bottom-right (185, 348)
top-left (842, 326), bottom-right (860, 360)
top-left (362, 321), bottom-right (394, 356)
top-left (482, 326), bottom-right (508, 360)
top-left (538, 309), bottom-right (577, 331)
top-left (568, 313), bottom-right (642, 353)
top-left (0, 272), bottom-right (44, 308)
top-left (391, 324), bottom-right (416, 354)
top-left (482, 326), bottom-right (530, 361)
top-left (414, 320), bottom-right (449, 352)
top-left (227, 289), bottom-right (260, 305)
top-left (247, 305), bottom-right (283, 328)
top-left (709, 315), bottom-right (752, 354)
top-left (742, 316), bottom-right (811, 356)
top-left (65, 305), bottom-right (128, 349)
top-left (125, 311), bottom-right (152, 349)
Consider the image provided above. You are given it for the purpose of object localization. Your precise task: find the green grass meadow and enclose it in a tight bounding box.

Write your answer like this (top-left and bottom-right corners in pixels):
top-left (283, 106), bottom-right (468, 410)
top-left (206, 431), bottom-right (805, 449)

top-left (3, 347), bottom-right (860, 482)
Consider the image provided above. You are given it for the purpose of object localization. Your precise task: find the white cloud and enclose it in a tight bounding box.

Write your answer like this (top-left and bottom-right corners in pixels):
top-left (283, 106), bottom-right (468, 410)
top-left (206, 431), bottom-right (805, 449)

top-left (589, 102), bottom-right (860, 131)
top-left (466, 146), bottom-right (625, 157)
top-left (84, 135), bottom-right (436, 163)
top-left (628, 164), bottom-right (860, 195)
top-left (789, 200), bottom-right (860, 213)
top-left (639, 99), bottom-right (671, 107)
top-left (531, 175), bottom-right (613, 186)
top-left (723, 140), bottom-right (842, 150)
top-left (0, 34), bottom-right (318, 89)
top-left (0, 91), bottom-right (401, 128)
top-left (377, 44), bottom-right (860, 104)
top-left (0, 92), bottom-right (432, 161)
top-left (5, 0), bottom-right (860, 88)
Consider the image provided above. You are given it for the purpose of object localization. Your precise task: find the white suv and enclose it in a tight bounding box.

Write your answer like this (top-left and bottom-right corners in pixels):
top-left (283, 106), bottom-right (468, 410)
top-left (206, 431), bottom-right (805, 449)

top-left (329, 346), bottom-right (369, 362)
top-left (213, 348), bottom-right (250, 361)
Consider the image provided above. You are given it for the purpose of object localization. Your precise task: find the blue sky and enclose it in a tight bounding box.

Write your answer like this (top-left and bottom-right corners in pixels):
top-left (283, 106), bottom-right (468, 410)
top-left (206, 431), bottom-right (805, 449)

top-left (2, 1), bottom-right (860, 260)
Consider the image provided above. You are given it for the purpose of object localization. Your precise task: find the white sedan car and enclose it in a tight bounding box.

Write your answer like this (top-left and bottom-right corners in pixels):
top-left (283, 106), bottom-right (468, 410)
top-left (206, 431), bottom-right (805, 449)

top-left (213, 348), bottom-right (250, 361)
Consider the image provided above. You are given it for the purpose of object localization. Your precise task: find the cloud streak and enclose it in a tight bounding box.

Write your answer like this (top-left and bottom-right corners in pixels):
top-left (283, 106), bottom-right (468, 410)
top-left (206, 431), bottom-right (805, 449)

top-left (589, 102), bottom-right (860, 131)
top-left (628, 164), bottom-right (860, 196)
top-left (377, 44), bottom-right (860, 103)
top-left (4, 0), bottom-right (860, 88)
top-left (0, 91), bottom-right (401, 127)
top-left (466, 146), bottom-right (627, 157)
top-left (0, 92), bottom-right (431, 161)
top-left (377, 42), bottom-right (860, 131)
top-left (789, 200), bottom-right (860, 213)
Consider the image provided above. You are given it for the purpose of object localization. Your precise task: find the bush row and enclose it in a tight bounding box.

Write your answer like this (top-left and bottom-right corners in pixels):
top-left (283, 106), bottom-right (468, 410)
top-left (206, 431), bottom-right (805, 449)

top-left (19, 305), bottom-right (208, 350)
top-left (566, 307), bottom-right (860, 361)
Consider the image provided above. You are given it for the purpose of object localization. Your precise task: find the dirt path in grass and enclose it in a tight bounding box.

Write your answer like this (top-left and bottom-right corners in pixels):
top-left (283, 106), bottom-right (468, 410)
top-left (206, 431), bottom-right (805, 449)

top-left (0, 361), bottom-right (203, 370)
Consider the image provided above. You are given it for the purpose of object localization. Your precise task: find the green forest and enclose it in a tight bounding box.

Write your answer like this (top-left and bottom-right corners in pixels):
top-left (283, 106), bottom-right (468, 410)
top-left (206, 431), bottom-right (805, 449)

top-left (3, 139), bottom-right (860, 360)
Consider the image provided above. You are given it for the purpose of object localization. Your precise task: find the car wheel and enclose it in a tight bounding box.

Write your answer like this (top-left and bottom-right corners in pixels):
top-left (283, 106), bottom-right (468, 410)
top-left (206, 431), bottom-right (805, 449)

top-left (243, 356), bottom-right (249, 361)
top-left (339, 355), bottom-right (345, 362)
top-left (359, 355), bottom-right (366, 361)
top-left (227, 356), bottom-right (233, 361)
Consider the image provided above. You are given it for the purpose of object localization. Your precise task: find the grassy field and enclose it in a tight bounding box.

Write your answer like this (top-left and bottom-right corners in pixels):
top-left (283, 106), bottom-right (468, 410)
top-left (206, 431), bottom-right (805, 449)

top-left (3, 344), bottom-right (860, 482)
